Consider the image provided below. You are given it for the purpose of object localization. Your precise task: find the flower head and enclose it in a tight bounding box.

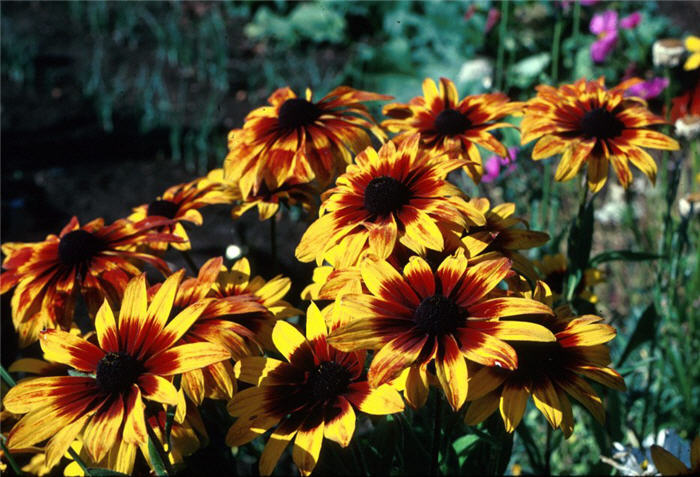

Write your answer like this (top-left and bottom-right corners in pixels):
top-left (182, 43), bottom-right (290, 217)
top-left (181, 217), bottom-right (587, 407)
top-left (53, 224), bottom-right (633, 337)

top-left (128, 176), bottom-right (234, 251)
top-left (625, 77), bottom-right (669, 100)
top-left (207, 168), bottom-right (317, 222)
top-left (327, 254), bottom-right (555, 411)
top-left (684, 35), bottom-right (700, 71)
top-left (226, 303), bottom-right (404, 476)
top-left (482, 147), bottom-right (519, 183)
top-left (382, 78), bottom-right (521, 183)
top-left (295, 135), bottom-right (486, 265)
top-left (590, 11), bottom-right (641, 63)
top-left (462, 198), bottom-right (550, 281)
top-left (0, 216), bottom-right (180, 347)
top-left (224, 86), bottom-right (389, 199)
top-left (151, 257), bottom-right (272, 405)
top-left (2, 272), bottom-right (231, 471)
top-left (464, 282), bottom-right (625, 436)
top-left (209, 256), bottom-right (302, 349)
top-left (522, 78), bottom-right (680, 193)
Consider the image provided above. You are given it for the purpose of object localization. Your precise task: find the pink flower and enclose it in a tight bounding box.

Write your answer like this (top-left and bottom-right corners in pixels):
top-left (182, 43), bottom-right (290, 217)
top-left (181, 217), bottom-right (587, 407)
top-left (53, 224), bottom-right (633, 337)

top-left (482, 147), bottom-right (518, 183)
top-left (620, 12), bottom-right (642, 29)
top-left (485, 8), bottom-right (501, 33)
top-left (590, 10), bottom-right (642, 63)
top-left (625, 77), bottom-right (669, 100)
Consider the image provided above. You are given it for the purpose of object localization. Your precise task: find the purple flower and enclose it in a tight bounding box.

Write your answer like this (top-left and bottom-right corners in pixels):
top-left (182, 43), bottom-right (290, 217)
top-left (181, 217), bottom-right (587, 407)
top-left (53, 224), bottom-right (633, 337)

top-left (482, 147), bottom-right (518, 183)
top-left (590, 11), bottom-right (619, 63)
top-left (620, 12), bottom-right (642, 29)
top-left (625, 77), bottom-right (669, 99)
top-left (590, 10), bottom-right (642, 63)
top-left (485, 8), bottom-right (501, 34)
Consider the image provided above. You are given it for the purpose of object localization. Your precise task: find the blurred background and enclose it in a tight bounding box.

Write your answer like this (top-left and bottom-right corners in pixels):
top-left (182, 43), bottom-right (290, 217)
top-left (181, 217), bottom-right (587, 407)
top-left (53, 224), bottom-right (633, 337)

top-left (2, 1), bottom-right (698, 475)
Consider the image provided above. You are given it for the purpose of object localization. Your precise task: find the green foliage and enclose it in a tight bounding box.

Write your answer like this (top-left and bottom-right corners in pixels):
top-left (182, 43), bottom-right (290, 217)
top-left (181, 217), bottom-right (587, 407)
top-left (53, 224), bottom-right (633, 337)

top-left (245, 3), bottom-right (346, 45)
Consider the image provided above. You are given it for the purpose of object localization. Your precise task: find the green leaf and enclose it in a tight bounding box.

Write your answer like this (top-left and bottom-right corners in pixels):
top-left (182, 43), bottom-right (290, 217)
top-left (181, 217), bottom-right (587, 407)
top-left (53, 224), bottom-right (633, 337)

top-left (589, 250), bottom-right (664, 266)
top-left (452, 434), bottom-right (479, 467)
top-left (289, 3), bottom-right (347, 44)
top-left (566, 198), bottom-right (594, 300)
top-left (616, 303), bottom-right (659, 368)
top-left (148, 435), bottom-right (169, 477)
top-left (507, 53), bottom-right (551, 89)
top-left (0, 364), bottom-right (17, 387)
top-left (573, 43), bottom-right (594, 80)
top-left (567, 199), bottom-right (594, 273)
top-left (68, 369), bottom-right (96, 378)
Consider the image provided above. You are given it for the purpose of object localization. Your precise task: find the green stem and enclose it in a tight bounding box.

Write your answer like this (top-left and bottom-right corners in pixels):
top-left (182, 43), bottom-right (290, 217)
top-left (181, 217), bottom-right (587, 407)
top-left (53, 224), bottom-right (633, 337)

top-left (544, 425), bottom-right (553, 475)
top-left (146, 422), bottom-right (170, 476)
top-left (0, 364), bottom-right (17, 388)
top-left (429, 394), bottom-right (443, 477)
top-left (541, 162), bottom-right (552, 232)
top-left (179, 250), bottom-right (199, 275)
top-left (659, 67), bottom-right (673, 242)
top-left (163, 374), bottom-right (182, 454)
top-left (551, 12), bottom-right (564, 83)
top-left (1, 437), bottom-right (24, 476)
top-left (67, 447), bottom-right (92, 477)
top-left (566, 181), bottom-right (590, 303)
top-left (495, 0), bottom-right (509, 91)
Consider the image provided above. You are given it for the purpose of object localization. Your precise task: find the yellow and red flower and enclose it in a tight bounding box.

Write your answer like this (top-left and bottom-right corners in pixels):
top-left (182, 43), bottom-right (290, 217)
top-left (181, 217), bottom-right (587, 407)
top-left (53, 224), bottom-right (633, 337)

top-left (209, 256), bottom-right (302, 350)
top-left (327, 254), bottom-right (555, 411)
top-left (208, 168), bottom-right (317, 221)
top-left (461, 198), bottom-right (549, 281)
top-left (0, 216), bottom-right (179, 347)
top-left (521, 78), bottom-right (680, 193)
top-left (382, 77), bottom-right (521, 183)
top-left (464, 282), bottom-right (625, 436)
top-left (224, 86), bottom-right (390, 199)
top-left (2, 272), bottom-right (231, 473)
top-left (129, 175), bottom-right (234, 251)
top-left (296, 135), bottom-right (486, 265)
top-left (226, 303), bottom-right (404, 476)
top-left (156, 257), bottom-right (272, 405)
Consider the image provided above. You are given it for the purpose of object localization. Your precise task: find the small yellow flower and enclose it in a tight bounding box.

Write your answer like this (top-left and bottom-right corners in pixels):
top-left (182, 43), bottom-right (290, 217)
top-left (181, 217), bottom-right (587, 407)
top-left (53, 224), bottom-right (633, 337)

top-left (684, 35), bottom-right (700, 70)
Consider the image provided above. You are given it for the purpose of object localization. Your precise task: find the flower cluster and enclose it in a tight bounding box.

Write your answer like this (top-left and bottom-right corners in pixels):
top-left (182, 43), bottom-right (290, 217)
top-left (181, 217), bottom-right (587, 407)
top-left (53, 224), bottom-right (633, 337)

top-left (1, 74), bottom-right (679, 476)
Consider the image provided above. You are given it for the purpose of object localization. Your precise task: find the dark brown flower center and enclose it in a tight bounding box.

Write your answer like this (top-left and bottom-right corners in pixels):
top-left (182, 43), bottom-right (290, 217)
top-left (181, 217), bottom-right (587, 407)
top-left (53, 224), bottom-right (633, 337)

top-left (363, 176), bottom-right (412, 216)
top-left (58, 229), bottom-right (105, 267)
top-left (579, 107), bottom-right (625, 140)
top-left (414, 294), bottom-right (463, 336)
top-left (278, 98), bottom-right (322, 130)
top-left (95, 352), bottom-right (143, 395)
top-left (147, 199), bottom-right (179, 219)
top-left (510, 341), bottom-right (564, 375)
top-left (434, 108), bottom-right (471, 136)
top-left (307, 361), bottom-right (352, 403)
